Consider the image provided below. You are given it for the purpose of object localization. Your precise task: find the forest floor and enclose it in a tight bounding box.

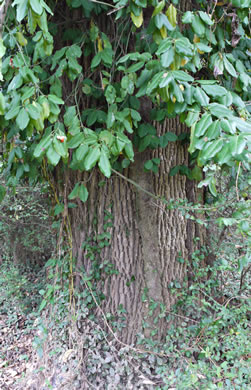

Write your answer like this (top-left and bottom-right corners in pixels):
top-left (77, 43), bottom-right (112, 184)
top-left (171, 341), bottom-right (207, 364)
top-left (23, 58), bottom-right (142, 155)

top-left (0, 311), bottom-right (35, 389)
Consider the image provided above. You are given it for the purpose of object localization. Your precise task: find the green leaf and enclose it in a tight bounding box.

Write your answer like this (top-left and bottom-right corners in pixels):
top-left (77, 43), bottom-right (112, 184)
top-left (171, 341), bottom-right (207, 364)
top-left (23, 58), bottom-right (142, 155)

top-left (26, 103), bottom-right (41, 119)
top-left (0, 38), bottom-right (6, 58)
top-left (16, 108), bottom-right (29, 130)
top-left (221, 119), bottom-right (235, 135)
top-left (5, 105), bottom-right (20, 120)
top-left (196, 43), bottom-right (212, 53)
top-left (223, 55), bottom-right (237, 78)
top-left (105, 85), bottom-right (116, 104)
top-left (216, 143), bottom-right (231, 165)
top-left (198, 139), bottom-right (223, 165)
top-left (91, 52), bottom-right (101, 68)
top-left (195, 113), bottom-right (212, 137)
top-left (0, 92), bottom-right (5, 115)
top-left (76, 144), bottom-right (89, 161)
top-left (46, 145), bottom-right (61, 166)
top-left (29, 0), bottom-right (43, 15)
top-left (228, 135), bottom-right (246, 157)
top-left (48, 94), bottom-right (64, 105)
top-left (67, 133), bottom-right (85, 149)
top-left (182, 11), bottom-right (193, 24)
top-left (192, 14), bottom-right (205, 36)
top-left (0, 185), bottom-right (6, 203)
top-left (98, 149), bottom-right (111, 178)
top-left (198, 11), bottom-right (214, 26)
top-left (69, 183), bottom-right (80, 200)
top-left (201, 84), bottom-right (227, 97)
top-left (194, 87), bottom-right (209, 106)
top-left (7, 74), bottom-right (23, 92)
top-left (84, 146), bottom-right (101, 170)
top-left (160, 47), bottom-right (175, 68)
top-left (15, 0), bottom-right (28, 22)
top-left (33, 134), bottom-right (52, 158)
top-left (152, 0), bottom-right (165, 17)
top-left (185, 109), bottom-right (200, 127)
top-left (53, 137), bottom-right (68, 158)
top-left (175, 38), bottom-right (193, 57)
top-left (164, 132), bottom-right (177, 141)
top-left (79, 184), bottom-right (89, 202)
top-left (208, 103), bottom-right (233, 118)
top-left (172, 71), bottom-right (194, 82)
top-left (146, 72), bottom-right (164, 94)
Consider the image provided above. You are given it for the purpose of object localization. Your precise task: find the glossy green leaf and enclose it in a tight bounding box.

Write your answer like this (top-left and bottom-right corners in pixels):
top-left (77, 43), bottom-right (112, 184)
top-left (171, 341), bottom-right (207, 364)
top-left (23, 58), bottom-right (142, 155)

top-left (16, 108), bottom-right (29, 130)
top-left (33, 134), bottom-right (52, 158)
top-left (15, 0), bottom-right (28, 22)
top-left (195, 113), bottom-right (212, 137)
top-left (84, 146), bottom-right (101, 170)
top-left (0, 92), bottom-right (5, 115)
top-left (48, 94), bottom-right (64, 105)
top-left (198, 11), bottom-right (214, 26)
top-left (98, 149), bottom-right (111, 178)
top-left (46, 145), bottom-right (61, 166)
top-left (199, 139), bottom-right (223, 165)
top-left (209, 103), bottom-right (233, 118)
top-left (67, 133), bottom-right (85, 149)
top-left (26, 103), bottom-right (41, 120)
top-left (192, 15), bottom-right (205, 36)
top-left (194, 87), bottom-right (209, 106)
top-left (76, 144), bottom-right (89, 161)
top-left (223, 55), bottom-right (237, 78)
top-left (201, 84), bottom-right (227, 97)
top-left (228, 136), bottom-right (246, 157)
top-left (53, 137), bottom-right (68, 158)
top-left (172, 71), bottom-right (194, 82)
top-left (29, 0), bottom-right (43, 15)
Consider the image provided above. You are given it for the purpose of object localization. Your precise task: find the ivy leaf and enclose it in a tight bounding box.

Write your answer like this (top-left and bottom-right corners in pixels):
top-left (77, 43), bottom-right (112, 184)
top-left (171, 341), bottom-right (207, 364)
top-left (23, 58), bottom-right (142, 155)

top-left (16, 108), bottom-right (29, 130)
top-left (98, 149), bottom-right (111, 178)
top-left (84, 146), bottom-right (101, 170)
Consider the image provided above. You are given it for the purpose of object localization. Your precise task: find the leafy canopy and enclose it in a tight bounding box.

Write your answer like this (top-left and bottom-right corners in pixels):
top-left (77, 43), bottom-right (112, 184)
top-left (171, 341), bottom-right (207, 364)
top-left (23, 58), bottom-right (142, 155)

top-left (0, 0), bottom-right (250, 199)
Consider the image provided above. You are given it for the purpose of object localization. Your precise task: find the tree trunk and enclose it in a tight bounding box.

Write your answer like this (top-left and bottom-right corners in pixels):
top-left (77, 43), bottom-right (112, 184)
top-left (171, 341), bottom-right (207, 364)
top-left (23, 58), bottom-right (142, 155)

top-left (69, 115), bottom-right (203, 343)
top-left (51, 0), bottom-right (204, 344)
